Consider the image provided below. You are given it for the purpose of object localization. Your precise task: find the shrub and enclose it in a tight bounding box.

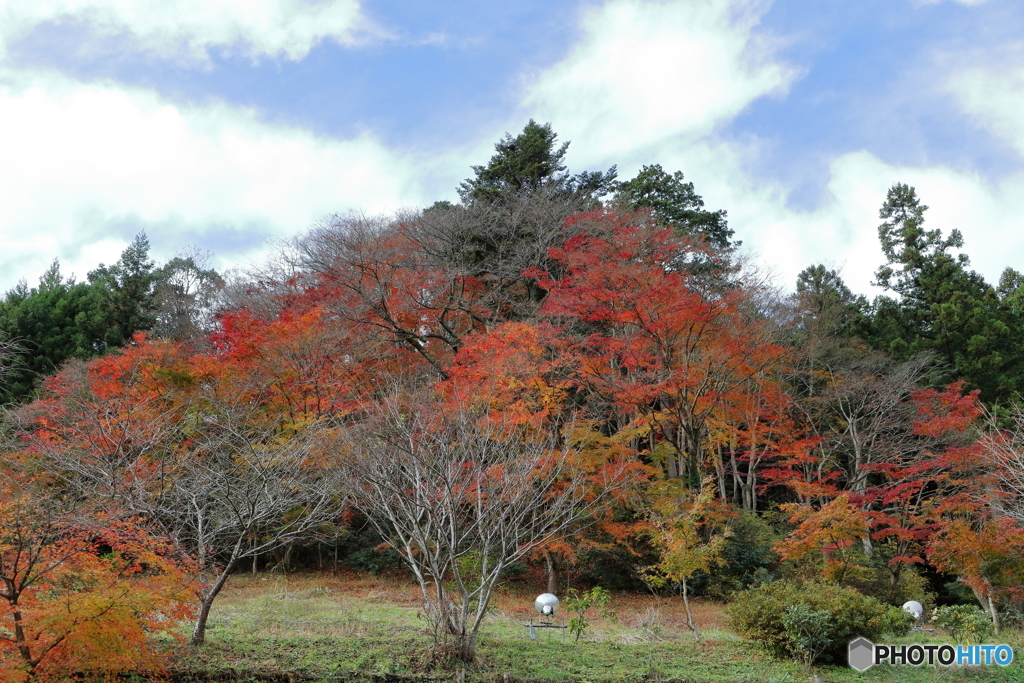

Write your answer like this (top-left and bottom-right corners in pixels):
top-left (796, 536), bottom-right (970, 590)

top-left (700, 510), bottom-right (780, 598)
top-left (564, 586), bottom-right (616, 643)
top-left (782, 605), bottom-right (833, 668)
top-left (728, 580), bottom-right (913, 664)
top-left (932, 605), bottom-right (993, 644)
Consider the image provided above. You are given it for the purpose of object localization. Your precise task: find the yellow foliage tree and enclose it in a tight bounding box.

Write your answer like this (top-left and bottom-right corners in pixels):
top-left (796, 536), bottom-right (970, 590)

top-left (643, 478), bottom-right (731, 641)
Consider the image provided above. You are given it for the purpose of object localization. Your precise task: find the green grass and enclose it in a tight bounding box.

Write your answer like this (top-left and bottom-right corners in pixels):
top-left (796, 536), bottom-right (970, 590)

top-left (168, 573), bottom-right (1024, 682)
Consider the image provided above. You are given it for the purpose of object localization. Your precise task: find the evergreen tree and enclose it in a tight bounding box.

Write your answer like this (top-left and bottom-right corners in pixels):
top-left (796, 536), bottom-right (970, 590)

top-left (457, 119), bottom-right (616, 204)
top-left (794, 265), bottom-right (870, 340)
top-left (86, 233), bottom-right (160, 347)
top-left (0, 235), bottom-right (161, 403)
top-left (0, 263), bottom-right (96, 402)
top-left (612, 164), bottom-right (733, 249)
top-left (870, 183), bottom-right (1017, 403)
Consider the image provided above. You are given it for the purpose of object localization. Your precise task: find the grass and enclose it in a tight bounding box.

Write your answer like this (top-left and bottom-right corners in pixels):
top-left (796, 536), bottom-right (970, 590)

top-left (168, 572), bottom-right (1024, 682)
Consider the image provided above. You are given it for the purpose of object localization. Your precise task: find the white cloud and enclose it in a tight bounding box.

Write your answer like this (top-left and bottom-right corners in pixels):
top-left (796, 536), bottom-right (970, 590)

top-left (523, 0), bottom-right (796, 164)
top-left (653, 143), bottom-right (1024, 295)
top-left (949, 63), bottom-right (1024, 157)
top-left (520, 0), bottom-right (1022, 296)
top-left (0, 71), bottom-right (434, 291)
top-left (0, 0), bottom-right (375, 63)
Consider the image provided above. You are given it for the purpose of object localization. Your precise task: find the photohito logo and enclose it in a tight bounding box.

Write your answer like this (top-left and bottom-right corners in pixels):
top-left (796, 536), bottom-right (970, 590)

top-left (848, 637), bottom-right (1014, 671)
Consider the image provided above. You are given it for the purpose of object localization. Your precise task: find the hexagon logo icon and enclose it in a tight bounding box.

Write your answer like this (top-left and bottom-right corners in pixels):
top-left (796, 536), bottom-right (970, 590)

top-left (848, 637), bottom-right (875, 672)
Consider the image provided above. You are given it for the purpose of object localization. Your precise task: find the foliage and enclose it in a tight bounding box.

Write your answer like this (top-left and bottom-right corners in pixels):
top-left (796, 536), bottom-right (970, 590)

top-left (10, 123), bottom-right (1024, 680)
top-left (152, 248), bottom-right (225, 341)
top-left (928, 515), bottom-right (1024, 634)
top-left (727, 580), bottom-right (912, 664)
top-left (931, 604), bottom-right (994, 644)
top-left (612, 163), bottom-right (733, 249)
top-left (700, 510), bottom-right (780, 598)
top-left (563, 586), bottom-right (616, 643)
top-left (870, 182), bottom-right (1019, 402)
top-left (642, 479), bottom-right (731, 639)
top-left (338, 402), bottom-right (639, 662)
top-left (781, 604), bottom-right (833, 668)
top-left (458, 119), bottom-right (615, 204)
top-left (775, 494), bottom-right (868, 584)
top-left (0, 479), bottom-right (195, 681)
top-left (86, 232), bottom-right (161, 349)
top-left (0, 234), bottom-right (186, 403)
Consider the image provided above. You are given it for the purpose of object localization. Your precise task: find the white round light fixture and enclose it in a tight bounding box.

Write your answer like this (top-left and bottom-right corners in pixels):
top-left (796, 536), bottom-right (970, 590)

top-left (534, 593), bottom-right (559, 616)
top-left (902, 600), bottom-right (924, 620)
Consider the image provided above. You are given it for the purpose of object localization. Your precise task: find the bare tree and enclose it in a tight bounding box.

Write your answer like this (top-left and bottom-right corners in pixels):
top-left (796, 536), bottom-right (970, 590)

top-left (981, 406), bottom-right (1024, 523)
top-left (338, 400), bottom-right (636, 662)
top-left (152, 247), bottom-right (225, 342)
top-left (0, 334), bottom-right (23, 400)
top-left (18, 365), bottom-right (342, 647)
top-left (171, 403), bottom-right (340, 645)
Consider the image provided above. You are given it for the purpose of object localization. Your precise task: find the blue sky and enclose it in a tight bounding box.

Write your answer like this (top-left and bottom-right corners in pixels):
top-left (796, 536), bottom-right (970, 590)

top-left (1, 0), bottom-right (1022, 296)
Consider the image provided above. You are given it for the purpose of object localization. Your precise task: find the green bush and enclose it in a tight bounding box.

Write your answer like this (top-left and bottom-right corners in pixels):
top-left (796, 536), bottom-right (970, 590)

top-left (727, 580), bottom-right (913, 664)
top-left (932, 604), bottom-right (994, 644)
top-left (699, 511), bottom-right (780, 598)
top-left (782, 605), bottom-right (833, 668)
top-left (564, 586), bottom-right (616, 643)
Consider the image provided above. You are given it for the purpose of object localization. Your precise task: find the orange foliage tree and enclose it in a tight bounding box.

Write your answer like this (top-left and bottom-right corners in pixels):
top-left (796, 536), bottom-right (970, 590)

top-left (0, 474), bottom-right (194, 681)
top-left (774, 382), bottom-right (994, 603)
top-left (531, 211), bottom-right (787, 491)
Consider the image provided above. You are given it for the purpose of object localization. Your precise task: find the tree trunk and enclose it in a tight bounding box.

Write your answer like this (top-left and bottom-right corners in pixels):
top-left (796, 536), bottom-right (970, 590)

top-left (282, 541), bottom-right (294, 572)
top-left (988, 592), bottom-right (1002, 636)
top-left (715, 445), bottom-right (727, 500)
top-left (681, 578), bottom-right (700, 642)
top-left (12, 606), bottom-right (32, 664)
top-left (542, 548), bottom-right (559, 595)
top-left (969, 584), bottom-right (1001, 634)
top-left (191, 559), bottom-right (237, 646)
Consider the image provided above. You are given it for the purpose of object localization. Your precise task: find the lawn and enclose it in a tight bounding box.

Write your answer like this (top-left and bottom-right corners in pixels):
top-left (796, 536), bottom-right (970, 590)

top-left (169, 572), bottom-right (1024, 683)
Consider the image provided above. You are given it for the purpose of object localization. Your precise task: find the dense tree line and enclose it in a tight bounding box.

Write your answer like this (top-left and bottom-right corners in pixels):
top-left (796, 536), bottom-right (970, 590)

top-left (0, 240), bottom-right (223, 403)
top-left (2, 120), bottom-right (1024, 672)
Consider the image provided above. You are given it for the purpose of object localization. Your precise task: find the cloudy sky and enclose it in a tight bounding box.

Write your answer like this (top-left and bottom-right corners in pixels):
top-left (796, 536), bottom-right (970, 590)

top-left (1, 0), bottom-right (1022, 296)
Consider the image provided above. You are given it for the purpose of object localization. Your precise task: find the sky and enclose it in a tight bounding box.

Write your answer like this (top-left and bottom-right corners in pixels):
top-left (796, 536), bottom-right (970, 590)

top-left (1, 0), bottom-right (1022, 297)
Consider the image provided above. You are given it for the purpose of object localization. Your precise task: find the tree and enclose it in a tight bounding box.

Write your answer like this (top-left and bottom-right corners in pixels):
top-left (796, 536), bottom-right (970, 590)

top-left (166, 400), bottom-right (340, 645)
top-left (458, 119), bottom-right (615, 204)
top-left (338, 398), bottom-right (637, 662)
top-left (531, 211), bottom-right (784, 489)
top-left (0, 334), bottom-right (21, 395)
top-left (643, 479), bottom-right (730, 640)
top-left (19, 337), bottom-right (343, 646)
top-left (0, 472), bottom-right (194, 681)
top-left (929, 516), bottom-right (1024, 635)
top-left (417, 122), bottom-right (617, 319)
top-left (612, 164), bottom-right (733, 249)
top-left (871, 183), bottom-right (1014, 402)
top-left (293, 213), bottom-right (483, 376)
top-left (774, 381), bottom-right (990, 602)
top-left (980, 404), bottom-right (1024, 524)
top-left (0, 236), bottom-right (164, 403)
top-left (0, 263), bottom-right (96, 402)
top-left (86, 232), bottom-right (161, 348)
top-left (412, 186), bottom-right (606, 316)
top-left (775, 494), bottom-right (869, 585)
top-left (152, 248), bottom-right (225, 342)
top-left (792, 265), bottom-right (869, 345)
